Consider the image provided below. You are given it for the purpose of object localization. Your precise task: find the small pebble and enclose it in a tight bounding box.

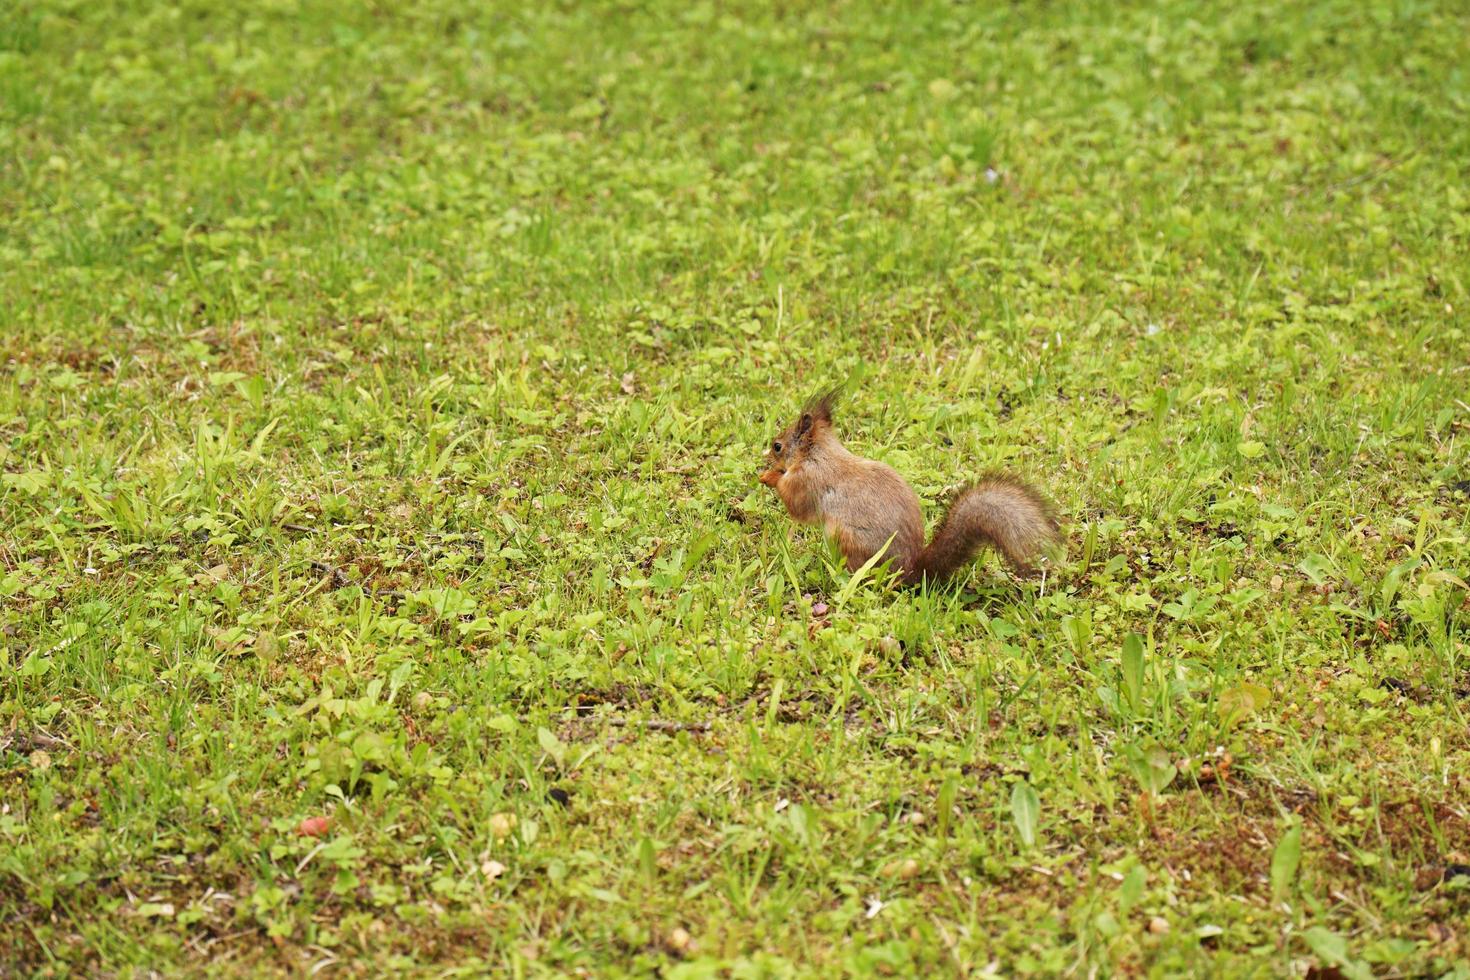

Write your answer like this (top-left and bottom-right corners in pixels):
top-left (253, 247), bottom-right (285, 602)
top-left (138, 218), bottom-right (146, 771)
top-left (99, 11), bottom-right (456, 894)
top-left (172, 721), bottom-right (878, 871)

top-left (489, 812), bottom-right (517, 840)
top-left (1149, 916), bottom-right (1170, 935)
top-left (297, 815), bottom-right (332, 838)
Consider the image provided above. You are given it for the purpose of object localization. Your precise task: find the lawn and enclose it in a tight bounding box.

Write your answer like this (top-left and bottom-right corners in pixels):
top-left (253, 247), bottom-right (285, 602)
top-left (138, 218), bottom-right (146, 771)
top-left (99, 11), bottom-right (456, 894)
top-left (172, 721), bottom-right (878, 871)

top-left (3, 0), bottom-right (1469, 974)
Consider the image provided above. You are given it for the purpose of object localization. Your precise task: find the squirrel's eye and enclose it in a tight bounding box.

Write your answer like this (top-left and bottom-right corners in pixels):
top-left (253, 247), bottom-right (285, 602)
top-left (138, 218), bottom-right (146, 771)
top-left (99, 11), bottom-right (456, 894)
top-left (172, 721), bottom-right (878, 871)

top-left (772, 441), bottom-right (783, 453)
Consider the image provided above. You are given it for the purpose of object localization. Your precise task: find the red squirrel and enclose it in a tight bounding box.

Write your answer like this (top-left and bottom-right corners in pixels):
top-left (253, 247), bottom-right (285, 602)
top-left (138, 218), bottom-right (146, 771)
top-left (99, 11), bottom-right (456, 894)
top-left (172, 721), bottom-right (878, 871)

top-left (758, 391), bottom-right (1059, 585)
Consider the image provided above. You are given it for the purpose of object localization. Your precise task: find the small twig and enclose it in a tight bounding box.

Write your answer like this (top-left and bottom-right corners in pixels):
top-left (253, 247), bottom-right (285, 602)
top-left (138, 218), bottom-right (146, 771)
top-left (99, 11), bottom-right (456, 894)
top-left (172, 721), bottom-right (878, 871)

top-left (294, 841), bottom-right (327, 875)
top-left (1, 730), bottom-right (71, 753)
top-left (31, 731), bottom-right (69, 750)
top-left (308, 561), bottom-right (403, 601)
top-left (424, 533), bottom-right (488, 554)
top-left (282, 523), bottom-right (317, 534)
top-left (521, 707), bottom-right (714, 734)
top-left (603, 717), bottom-right (711, 734)
top-left (1293, 156), bottom-right (1411, 198)
top-left (308, 560), bottom-right (350, 588)
top-left (540, 711), bottom-right (713, 734)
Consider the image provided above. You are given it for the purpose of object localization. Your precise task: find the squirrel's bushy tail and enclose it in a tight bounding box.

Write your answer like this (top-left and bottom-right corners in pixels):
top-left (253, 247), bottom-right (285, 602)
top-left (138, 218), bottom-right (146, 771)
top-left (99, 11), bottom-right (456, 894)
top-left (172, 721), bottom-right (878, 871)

top-left (906, 475), bottom-right (1059, 584)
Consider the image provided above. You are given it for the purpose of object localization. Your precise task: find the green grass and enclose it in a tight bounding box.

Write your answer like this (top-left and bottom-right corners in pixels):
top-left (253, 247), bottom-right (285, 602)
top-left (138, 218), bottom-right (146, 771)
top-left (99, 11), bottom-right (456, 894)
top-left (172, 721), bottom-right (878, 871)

top-left (3, 0), bottom-right (1469, 973)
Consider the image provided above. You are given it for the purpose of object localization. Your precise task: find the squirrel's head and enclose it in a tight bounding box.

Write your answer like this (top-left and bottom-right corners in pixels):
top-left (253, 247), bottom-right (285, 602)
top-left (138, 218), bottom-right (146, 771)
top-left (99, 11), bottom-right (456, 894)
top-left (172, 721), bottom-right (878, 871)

top-left (759, 388), bottom-right (836, 488)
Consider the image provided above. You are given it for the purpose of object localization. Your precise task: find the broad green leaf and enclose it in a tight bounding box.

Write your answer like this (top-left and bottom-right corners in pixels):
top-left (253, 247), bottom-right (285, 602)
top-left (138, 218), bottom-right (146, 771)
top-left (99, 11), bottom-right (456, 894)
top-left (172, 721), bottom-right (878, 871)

top-left (1010, 781), bottom-right (1040, 848)
top-left (1301, 927), bottom-right (1371, 980)
top-left (1236, 440), bottom-right (1266, 459)
top-left (1218, 682), bottom-right (1272, 725)
top-left (936, 774), bottom-right (958, 839)
top-left (537, 727), bottom-right (566, 767)
top-left (1118, 864), bottom-right (1147, 915)
top-left (1270, 823), bottom-right (1302, 901)
top-left (1127, 743), bottom-right (1177, 795)
top-left (835, 532), bottom-right (898, 606)
top-left (1121, 633), bottom-right (1145, 709)
top-left (1298, 555), bottom-right (1334, 585)
top-left (638, 836), bottom-right (657, 882)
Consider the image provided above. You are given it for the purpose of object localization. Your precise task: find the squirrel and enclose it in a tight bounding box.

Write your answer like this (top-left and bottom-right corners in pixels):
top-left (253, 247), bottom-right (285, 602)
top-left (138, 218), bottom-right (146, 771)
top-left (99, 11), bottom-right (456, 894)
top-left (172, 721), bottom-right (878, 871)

top-left (757, 390), bottom-right (1059, 585)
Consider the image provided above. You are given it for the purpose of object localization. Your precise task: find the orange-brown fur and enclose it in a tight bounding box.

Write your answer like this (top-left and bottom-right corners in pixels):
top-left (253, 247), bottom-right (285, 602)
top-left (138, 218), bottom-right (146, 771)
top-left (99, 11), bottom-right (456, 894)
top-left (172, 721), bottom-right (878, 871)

top-left (759, 392), bottom-right (1058, 584)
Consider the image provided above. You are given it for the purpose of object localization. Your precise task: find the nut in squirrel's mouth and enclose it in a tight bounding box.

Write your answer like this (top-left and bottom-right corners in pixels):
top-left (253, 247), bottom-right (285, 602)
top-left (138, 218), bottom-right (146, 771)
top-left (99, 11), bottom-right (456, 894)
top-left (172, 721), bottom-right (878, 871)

top-left (758, 469), bottom-right (781, 487)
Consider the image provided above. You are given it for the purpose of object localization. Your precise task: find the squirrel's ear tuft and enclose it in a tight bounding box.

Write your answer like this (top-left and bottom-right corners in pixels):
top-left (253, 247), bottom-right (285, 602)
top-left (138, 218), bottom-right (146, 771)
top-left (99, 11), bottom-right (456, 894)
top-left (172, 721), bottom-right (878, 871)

top-left (803, 387), bottom-right (839, 426)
